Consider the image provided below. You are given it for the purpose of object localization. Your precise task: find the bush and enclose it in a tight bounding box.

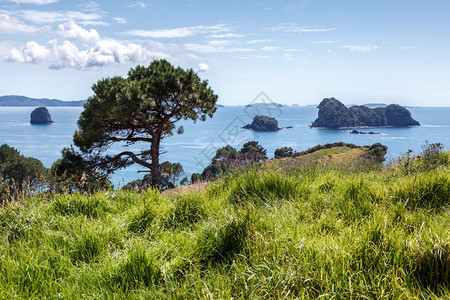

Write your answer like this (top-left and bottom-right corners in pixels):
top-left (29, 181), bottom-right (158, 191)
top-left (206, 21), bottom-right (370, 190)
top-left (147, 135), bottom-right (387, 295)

top-left (420, 142), bottom-right (448, 170)
top-left (274, 147), bottom-right (293, 159)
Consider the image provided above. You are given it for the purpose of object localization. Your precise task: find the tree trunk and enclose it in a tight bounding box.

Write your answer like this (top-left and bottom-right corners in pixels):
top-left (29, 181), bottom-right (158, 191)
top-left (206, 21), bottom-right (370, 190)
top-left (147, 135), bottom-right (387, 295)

top-left (150, 137), bottom-right (161, 189)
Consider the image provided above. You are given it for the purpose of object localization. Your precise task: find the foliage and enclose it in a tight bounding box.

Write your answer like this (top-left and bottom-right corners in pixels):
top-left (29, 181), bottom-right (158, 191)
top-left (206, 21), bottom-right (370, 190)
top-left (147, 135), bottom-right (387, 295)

top-left (122, 161), bottom-right (184, 191)
top-left (74, 59), bottom-right (218, 189)
top-left (201, 141), bottom-right (268, 180)
top-left (292, 142), bottom-right (360, 157)
top-left (0, 144), bottom-right (47, 203)
top-left (365, 142), bottom-right (388, 163)
top-left (190, 173), bottom-right (202, 183)
top-left (0, 145), bottom-right (448, 298)
top-left (51, 146), bottom-right (110, 193)
top-left (240, 140), bottom-right (268, 161)
top-left (395, 142), bottom-right (449, 175)
top-left (420, 142), bottom-right (448, 170)
top-left (274, 146), bottom-right (293, 159)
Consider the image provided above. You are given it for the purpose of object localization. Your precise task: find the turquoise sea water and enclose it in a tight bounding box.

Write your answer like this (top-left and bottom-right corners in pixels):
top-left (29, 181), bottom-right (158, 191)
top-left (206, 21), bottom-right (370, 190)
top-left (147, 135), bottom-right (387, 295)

top-left (0, 106), bottom-right (449, 186)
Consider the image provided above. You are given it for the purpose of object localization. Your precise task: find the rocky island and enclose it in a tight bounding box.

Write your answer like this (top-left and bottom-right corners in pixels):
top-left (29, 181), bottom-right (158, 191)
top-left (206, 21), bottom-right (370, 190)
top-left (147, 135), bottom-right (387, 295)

top-left (30, 107), bottom-right (54, 124)
top-left (243, 115), bottom-right (280, 131)
top-left (311, 98), bottom-right (420, 128)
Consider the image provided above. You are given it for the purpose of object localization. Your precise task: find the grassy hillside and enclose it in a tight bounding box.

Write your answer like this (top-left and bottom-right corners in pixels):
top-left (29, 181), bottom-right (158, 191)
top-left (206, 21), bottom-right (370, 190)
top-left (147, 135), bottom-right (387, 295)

top-left (0, 146), bottom-right (449, 298)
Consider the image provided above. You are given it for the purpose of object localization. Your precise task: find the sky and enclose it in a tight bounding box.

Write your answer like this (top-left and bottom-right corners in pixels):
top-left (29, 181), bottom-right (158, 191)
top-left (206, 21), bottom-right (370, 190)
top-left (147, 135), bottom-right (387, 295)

top-left (1, 0), bottom-right (449, 106)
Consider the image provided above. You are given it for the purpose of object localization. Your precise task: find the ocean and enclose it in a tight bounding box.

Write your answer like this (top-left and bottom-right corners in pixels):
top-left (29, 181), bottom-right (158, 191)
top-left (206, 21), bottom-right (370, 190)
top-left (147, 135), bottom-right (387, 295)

top-left (1, 105), bottom-right (449, 187)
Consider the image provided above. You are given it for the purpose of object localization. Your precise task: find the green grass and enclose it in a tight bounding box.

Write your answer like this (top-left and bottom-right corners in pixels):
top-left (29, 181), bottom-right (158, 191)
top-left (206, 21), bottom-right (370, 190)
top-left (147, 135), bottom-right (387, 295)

top-left (0, 152), bottom-right (449, 298)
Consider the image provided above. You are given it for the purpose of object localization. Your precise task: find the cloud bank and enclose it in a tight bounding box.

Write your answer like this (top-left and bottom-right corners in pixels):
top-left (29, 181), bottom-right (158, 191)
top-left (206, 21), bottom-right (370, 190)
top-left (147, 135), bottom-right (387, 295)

top-left (342, 45), bottom-right (378, 52)
top-left (0, 13), bottom-right (38, 34)
top-left (127, 24), bottom-right (231, 39)
top-left (7, 22), bottom-right (169, 69)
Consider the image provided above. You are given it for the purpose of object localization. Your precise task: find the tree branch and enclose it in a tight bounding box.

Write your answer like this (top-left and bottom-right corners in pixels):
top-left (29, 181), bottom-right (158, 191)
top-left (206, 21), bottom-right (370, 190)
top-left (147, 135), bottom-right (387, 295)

top-left (113, 151), bottom-right (152, 169)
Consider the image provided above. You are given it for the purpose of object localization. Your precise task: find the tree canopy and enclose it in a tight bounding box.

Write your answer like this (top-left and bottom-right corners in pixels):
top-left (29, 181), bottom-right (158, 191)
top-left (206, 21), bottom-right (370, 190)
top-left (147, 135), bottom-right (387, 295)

top-left (74, 59), bottom-right (218, 189)
top-left (201, 141), bottom-right (268, 180)
top-left (51, 146), bottom-right (111, 192)
top-left (0, 144), bottom-right (47, 202)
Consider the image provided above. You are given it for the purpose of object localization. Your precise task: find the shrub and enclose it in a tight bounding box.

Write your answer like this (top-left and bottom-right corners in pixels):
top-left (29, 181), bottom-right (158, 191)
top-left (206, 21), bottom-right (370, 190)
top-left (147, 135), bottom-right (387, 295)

top-left (274, 147), bottom-right (293, 159)
top-left (420, 142), bottom-right (448, 170)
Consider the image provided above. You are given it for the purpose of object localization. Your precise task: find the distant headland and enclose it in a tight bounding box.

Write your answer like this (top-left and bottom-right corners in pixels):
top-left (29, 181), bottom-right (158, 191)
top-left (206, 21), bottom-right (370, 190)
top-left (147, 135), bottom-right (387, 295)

top-left (0, 95), bottom-right (86, 107)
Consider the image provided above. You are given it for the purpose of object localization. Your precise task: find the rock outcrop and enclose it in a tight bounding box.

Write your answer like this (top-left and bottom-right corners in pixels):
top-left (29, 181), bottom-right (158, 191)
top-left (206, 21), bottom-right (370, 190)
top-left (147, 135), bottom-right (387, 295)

top-left (311, 98), bottom-right (419, 128)
top-left (243, 115), bottom-right (280, 131)
top-left (30, 107), bottom-right (54, 124)
top-left (349, 130), bottom-right (380, 135)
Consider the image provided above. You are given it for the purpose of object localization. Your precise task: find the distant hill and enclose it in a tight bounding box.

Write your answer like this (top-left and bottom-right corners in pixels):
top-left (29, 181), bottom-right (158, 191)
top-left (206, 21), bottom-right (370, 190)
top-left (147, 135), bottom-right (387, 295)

top-left (245, 102), bottom-right (285, 107)
top-left (364, 103), bottom-right (387, 108)
top-left (0, 95), bottom-right (86, 107)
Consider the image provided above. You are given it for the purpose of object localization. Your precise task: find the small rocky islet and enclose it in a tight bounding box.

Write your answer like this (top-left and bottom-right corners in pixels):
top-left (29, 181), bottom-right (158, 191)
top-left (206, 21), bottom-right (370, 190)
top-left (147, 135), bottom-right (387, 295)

top-left (30, 107), bottom-right (54, 124)
top-left (243, 115), bottom-right (281, 131)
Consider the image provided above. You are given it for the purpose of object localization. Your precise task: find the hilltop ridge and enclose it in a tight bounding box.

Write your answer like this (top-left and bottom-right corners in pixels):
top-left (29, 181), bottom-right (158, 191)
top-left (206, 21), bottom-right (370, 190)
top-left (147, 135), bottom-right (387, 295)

top-left (0, 95), bottom-right (85, 107)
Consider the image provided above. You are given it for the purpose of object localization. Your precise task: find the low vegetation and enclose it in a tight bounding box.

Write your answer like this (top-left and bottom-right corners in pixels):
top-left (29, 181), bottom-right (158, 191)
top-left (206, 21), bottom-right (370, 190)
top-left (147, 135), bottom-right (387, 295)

top-left (0, 143), bottom-right (448, 298)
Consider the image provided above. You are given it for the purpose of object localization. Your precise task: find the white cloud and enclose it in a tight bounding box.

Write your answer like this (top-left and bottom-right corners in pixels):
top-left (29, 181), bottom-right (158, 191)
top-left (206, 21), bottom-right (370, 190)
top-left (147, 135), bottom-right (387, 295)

top-left (3, 0), bottom-right (58, 4)
top-left (58, 21), bottom-right (99, 44)
top-left (246, 39), bottom-right (272, 44)
top-left (269, 24), bottom-right (335, 33)
top-left (7, 23), bottom-right (169, 69)
top-left (342, 45), bottom-right (378, 52)
top-left (197, 63), bottom-right (210, 72)
top-left (127, 24), bottom-right (231, 39)
top-left (184, 41), bottom-right (252, 54)
top-left (77, 1), bottom-right (101, 13)
top-left (127, 2), bottom-right (146, 8)
top-left (311, 40), bottom-right (336, 44)
top-left (209, 33), bottom-right (244, 38)
top-left (8, 41), bottom-right (51, 63)
top-left (18, 10), bottom-right (103, 24)
top-left (0, 13), bottom-right (38, 34)
top-left (262, 46), bottom-right (282, 52)
top-left (113, 17), bottom-right (126, 24)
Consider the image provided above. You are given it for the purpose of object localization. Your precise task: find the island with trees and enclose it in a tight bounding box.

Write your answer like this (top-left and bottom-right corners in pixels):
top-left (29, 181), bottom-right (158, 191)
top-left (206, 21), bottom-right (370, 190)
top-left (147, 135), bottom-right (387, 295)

top-left (243, 115), bottom-right (280, 131)
top-left (311, 97), bottom-right (420, 128)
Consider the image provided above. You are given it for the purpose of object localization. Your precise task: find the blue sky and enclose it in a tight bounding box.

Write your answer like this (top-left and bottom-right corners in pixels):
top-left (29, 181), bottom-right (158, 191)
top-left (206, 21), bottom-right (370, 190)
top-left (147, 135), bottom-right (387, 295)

top-left (1, 0), bottom-right (449, 106)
